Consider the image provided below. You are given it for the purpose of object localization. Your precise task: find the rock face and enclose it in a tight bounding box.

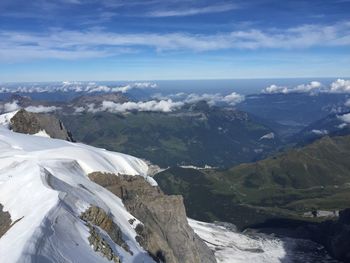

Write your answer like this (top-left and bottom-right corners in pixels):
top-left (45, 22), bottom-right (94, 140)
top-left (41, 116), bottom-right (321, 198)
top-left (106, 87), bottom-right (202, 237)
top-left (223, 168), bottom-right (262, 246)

top-left (80, 206), bottom-right (130, 262)
top-left (88, 172), bottom-right (217, 263)
top-left (10, 109), bottom-right (74, 141)
top-left (87, 225), bottom-right (121, 263)
top-left (0, 204), bottom-right (11, 238)
top-left (80, 206), bottom-right (130, 254)
top-left (305, 208), bottom-right (350, 263)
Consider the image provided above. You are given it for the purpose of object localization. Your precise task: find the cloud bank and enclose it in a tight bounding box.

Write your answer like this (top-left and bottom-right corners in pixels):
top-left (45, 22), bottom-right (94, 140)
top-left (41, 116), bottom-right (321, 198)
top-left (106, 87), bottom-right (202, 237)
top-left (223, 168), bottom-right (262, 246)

top-left (153, 92), bottom-right (245, 106)
top-left (262, 79), bottom-right (350, 94)
top-left (75, 91), bottom-right (244, 114)
top-left (148, 4), bottom-right (238, 17)
top-left (0, 82), bottom-right (157, 94)
top-left (2, 101), bottom-right (20, 112)
top-left (329, 79), bottom-right (350, 93)
top-left (262, 81), bottom-right (322, 94)
top-left (1, 21), bottom-right (350, 61)
top-left (25, 105), bottom-right (61, 113)
top-left (311, 129), bottom-right (328, 136)
top-left (81, 99), bottom-right (184, 113)
top-left (0, 100), bottom-right (61, 113)
top-left (339, 113), bottom-right (350, 124)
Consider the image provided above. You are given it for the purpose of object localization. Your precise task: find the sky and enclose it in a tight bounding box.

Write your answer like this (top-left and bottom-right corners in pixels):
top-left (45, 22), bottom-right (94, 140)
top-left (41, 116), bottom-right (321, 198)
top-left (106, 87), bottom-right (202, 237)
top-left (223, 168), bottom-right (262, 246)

top-left (0, 0), bottom-right (350, 82)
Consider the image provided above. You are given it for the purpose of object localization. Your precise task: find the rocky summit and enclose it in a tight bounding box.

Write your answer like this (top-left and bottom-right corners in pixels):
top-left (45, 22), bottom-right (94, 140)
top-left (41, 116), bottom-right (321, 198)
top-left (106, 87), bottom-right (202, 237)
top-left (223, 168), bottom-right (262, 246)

top-left (10, 109), bottom-right (74, 141)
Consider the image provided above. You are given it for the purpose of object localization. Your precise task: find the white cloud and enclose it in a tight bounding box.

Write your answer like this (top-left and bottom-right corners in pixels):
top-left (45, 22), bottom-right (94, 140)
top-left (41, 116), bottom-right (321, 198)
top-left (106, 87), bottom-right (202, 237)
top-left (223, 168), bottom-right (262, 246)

top-left (74, 106), bottom-right (85, 113)
top-left (339, 113), bottom-right (350, 123)
top-left (345, 98), bottom-right (350, 107)
top-left (184, 93), bottom-right (223, 106)
top-left (294, 81), bottom-right (322, 92)
top-left (25, 105), bottom-right (61, 113)
top-left (1, 21), bottom-right (350, 61)
top-left (148, 4), bottom-right (238, 17)
top-left (86, 103), bottom-right (99, 113)
top-left (152, 92), bottom-right (187, 101)
top-left (85, 99), bottom-right (184, 113)
top-left (222, 92), bottom-right (245, 105)
top-left (0, 82), bottom-right (157, 94)
top-left (109, 82), bottom-right (157, 93)
top-left (184, 92), bottom-right (244, 106)
top-left (262, 81), bottom-right (322, 94)
top-left (338, 123), bottom-right (348, 129)
top-left (329, 79), bottom-right (350, 93)
top-left (2, 101), bottom-right (20, 112)
top-left (262, 84), bottom-right (288, 94)
top-left (262, 84), bottom-right (289, 94)
top-left (311, 129), bottom-right (328, 136)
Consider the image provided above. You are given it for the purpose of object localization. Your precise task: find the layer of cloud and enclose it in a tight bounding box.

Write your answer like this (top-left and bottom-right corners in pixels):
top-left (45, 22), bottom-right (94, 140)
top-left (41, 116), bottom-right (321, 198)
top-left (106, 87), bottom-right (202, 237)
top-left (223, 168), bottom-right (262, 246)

top-left (153, 92), bottom-right (244, 106)
top-left (311, 129), bottom-right (328, 136)
top-left (262, 79), bottom-right (350, 94)
top-left (80, 99), bottom-right (184, 113)
top-left (339, 113), bottom-right (350, 123)
top-left (2, 101), bottom-right (20, 112)
top-left (338, 123), bottom-right (348, 129)
top-left (329, 79), bottom-right (350, 93)
top-left (262, 81), bottom-right (322, 94)
top-left (0, 82), bottom-right (157, 94)
top-left (25, 105), bottom-right (61, 113)
top-left (1, 21), bottom-right (350, 61)
top-left (148, 3), bottom-right (238, 17)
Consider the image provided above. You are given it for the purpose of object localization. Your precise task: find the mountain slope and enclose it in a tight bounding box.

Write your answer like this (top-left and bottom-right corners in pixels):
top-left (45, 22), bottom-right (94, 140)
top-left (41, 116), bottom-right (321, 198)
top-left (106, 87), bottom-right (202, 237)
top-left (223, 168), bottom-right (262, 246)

top-left (237, 93), bottom-right (349, 138)
top-left (60, 102), bottom-right (280, 168)
top-left (290, 111), bottom-right (350, 145)
top-left (155, 135), bottom-right (350, 229)
top-left (0, 112), bottom-right (215, 263)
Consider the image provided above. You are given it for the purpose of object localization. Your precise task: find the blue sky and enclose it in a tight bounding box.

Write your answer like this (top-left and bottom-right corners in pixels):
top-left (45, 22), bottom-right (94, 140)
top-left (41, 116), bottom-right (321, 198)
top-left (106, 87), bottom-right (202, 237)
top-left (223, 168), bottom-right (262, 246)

top-left (0, 0), bottom-right (350, 82)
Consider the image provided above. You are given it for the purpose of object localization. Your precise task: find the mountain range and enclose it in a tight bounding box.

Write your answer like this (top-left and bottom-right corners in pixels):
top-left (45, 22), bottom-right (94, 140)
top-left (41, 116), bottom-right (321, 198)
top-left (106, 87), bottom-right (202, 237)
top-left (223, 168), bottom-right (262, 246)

top-left (155, 134), bottom-right (350, 230)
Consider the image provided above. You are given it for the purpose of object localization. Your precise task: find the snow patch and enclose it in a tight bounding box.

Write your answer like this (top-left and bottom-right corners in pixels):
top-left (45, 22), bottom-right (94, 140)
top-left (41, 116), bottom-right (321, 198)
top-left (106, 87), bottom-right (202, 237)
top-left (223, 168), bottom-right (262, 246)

top-left (259, 132), bottom-right (275, 140)
top-left (33, 129), bottom-right (51, 138)
top-left (0, 110), bottom-right (19, 128)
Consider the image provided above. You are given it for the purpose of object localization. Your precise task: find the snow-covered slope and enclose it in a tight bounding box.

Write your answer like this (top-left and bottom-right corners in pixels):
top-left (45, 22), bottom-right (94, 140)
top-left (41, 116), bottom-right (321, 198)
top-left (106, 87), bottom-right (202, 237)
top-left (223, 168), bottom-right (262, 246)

top-left (0, 112), bottom-right (157, 263)
top-left (189, 219), bottom-right (340, 263)
top-left (188, 219), bottom-right (286, 263)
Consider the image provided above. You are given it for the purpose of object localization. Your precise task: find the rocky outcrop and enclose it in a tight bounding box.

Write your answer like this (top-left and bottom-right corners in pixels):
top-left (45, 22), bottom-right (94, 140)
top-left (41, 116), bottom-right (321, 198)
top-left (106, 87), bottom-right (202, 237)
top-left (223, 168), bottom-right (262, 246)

top-left (305, 208), bottom-right (350, 263)
top-left (10, 109), bottom-right (74, 141)
top-left (80, 206), bottom-right (131, 254)
top-left (0, 204), bottom-right (11, 238)
top-left (87, 224), bottom-right (121, 263)
top-left (88, 172), bottom-right (217, 263)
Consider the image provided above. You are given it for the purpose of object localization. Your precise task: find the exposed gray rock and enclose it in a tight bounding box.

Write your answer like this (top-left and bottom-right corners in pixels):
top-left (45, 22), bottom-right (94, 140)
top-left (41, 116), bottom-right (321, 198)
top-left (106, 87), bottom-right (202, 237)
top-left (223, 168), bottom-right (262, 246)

top-left (80, 206), bottom-right (131, 254)
top-left (10, 109), bottom-right (74, 141)
top-left (0, 204), bottom-right (11, 238)
top-left (87, 224), bottom-right (121, 263)
top-left (88, 172), bottom-right (217, 263)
